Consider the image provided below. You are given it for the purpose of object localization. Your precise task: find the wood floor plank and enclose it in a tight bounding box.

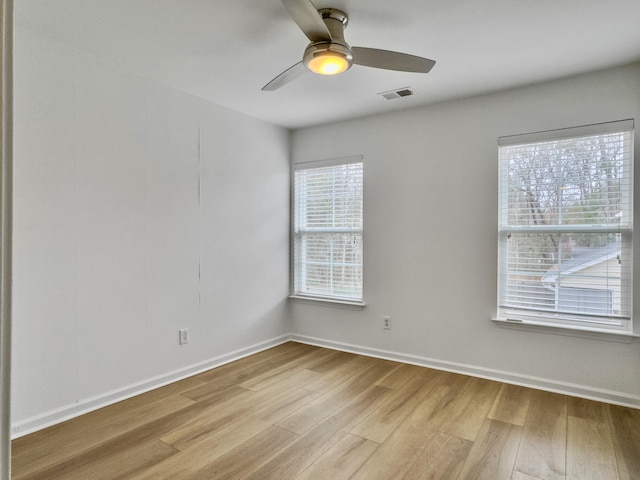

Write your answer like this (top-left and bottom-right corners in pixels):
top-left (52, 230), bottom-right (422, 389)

top-left (374, 363), bottom-right (422, 390)
top-left (267, 367), bottom-right (325, 390)
top-left (350, 369), bottom-right (437, 443)
top-left (189, 345), bottom-right (285, 383)
top-left (608, 404), bottom-right (640, 480)
top-left (130, 387), bottom-right (320, 480)
top-left (12, 394), bottom-right (195, 478)
top-left (14, 385), bottom-right (248, 480)
top-left (246, 385), bottom-right (393, 480)
top-left (401, 431), bottom-right (472, 480)
top-left (488, 383), bottom-right (532, 427)
top-left (246, 415), bottom-right (351, 480)
top-left (185, 343), bottom-right (319, 399)
top-left (512, 472), bottom-right (545, 480)
top-left (303, 354), bottom-right (377, 394)
top-left (457, 418), bottom-right (523, 480)
top-left (113, 376), bottom-right (207, 408)
top-left (16, 439), bottom-right (178, 480)
top-left (275, 359), bottom-right (398, 435)
top-left (566, 416), bottom-right (618, 480)
top-left (514, 390), bottom-right (567, 480)
top-left (239, 346), bottom-right (338, 391)
top-left (192, 341), bottom-right (309, 383)
top-left (159, 387), bottom-right (269, 449)
top-left (567, 396), bottom-right (609, 423)
top-left (307, 350), bottom-right (358, 373)
top-left (436, 376), bottom-right (502, 441)
top-left (12, 375), bottom-right (203, 457)
top-left (294, 433), bottom-right (379, 480)
top-left (180, 425), bottom-right (299, 480)
top-left (349, 385), bottom-right (451, 480)
top-left (161, 379), bottom-right (312, 451)
top-left (528, 389), bottom-right (568, 417)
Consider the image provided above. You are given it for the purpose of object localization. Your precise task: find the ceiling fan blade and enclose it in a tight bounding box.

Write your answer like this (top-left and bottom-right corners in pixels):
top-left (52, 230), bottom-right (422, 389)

top-left (352, 47), bottom-right (435, 73)
top-left (262, 61), bottom-right (308, 91)
top-left (281, 0), bottom-right (332, 42)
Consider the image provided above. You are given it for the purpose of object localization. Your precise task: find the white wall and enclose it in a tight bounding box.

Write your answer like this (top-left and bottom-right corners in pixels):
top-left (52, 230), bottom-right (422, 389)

top-left (12, 27), bottom-right (291, 432)
top-left (290, 63), bottom-right (640, 406)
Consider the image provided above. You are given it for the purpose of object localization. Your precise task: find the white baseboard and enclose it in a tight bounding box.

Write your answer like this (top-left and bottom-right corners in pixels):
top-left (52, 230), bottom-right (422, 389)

top-left (11, 334), bottom-right (292, 438)
top-left (289, 334), bottom-right (640, 410)
top-left (13, 331), bottom-right (639, 438)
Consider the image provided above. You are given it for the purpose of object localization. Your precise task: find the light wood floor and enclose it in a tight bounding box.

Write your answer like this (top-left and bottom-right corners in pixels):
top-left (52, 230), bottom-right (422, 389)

top-left (11, 342), bottom-right (640, 480)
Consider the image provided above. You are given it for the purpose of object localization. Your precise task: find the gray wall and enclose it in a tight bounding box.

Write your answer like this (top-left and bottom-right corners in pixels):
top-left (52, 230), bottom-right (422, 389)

top-left (12, 27), bottom-right (291, 432)
top-left (290, 63), bottom-right (640, 405)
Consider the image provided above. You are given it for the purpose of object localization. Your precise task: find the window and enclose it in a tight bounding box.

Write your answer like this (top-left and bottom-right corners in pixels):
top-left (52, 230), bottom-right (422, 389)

top-left (292, 156), bottom-right (363, 304)
top-left (497, 120), bottom-right (634, 333)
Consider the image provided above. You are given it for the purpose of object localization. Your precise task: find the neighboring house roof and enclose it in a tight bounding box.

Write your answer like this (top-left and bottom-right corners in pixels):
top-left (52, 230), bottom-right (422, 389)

top-left (541, 242), bottom-right (621, 285)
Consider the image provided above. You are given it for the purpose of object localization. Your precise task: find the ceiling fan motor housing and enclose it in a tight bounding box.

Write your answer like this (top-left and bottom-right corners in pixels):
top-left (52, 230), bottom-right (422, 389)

top-left (262, 0), bottom-right (436, 90)
top-left (303, 8), bottom-right (354, 74)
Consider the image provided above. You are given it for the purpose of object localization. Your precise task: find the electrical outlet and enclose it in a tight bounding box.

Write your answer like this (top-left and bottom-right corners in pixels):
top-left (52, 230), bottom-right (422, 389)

top-left (179, 328), bottom-right (189, 345)
top-left (383, 316), bottom-right (391, 330)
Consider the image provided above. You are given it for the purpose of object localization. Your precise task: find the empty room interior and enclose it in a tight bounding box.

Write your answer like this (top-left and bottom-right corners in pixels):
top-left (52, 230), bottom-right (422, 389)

top-left (6, 0), bottom-right (640, 479)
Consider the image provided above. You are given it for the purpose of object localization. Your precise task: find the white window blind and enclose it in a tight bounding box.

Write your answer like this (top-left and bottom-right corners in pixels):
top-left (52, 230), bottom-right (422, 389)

top-left (293, 157), bottom-right (363, 302)
top-left (497, 120), bottom-right (634, 332)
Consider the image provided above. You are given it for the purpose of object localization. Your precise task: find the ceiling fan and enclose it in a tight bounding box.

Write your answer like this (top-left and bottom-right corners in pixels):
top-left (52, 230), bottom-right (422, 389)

top-left (262, 0), bottom-right (436, 91)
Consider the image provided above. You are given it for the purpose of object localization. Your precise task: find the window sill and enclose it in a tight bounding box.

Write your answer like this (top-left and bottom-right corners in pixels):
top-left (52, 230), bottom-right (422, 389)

top-left (492, 317), bottom-right (639, 343)
top-left (289, 295), bottom-right (366, 310)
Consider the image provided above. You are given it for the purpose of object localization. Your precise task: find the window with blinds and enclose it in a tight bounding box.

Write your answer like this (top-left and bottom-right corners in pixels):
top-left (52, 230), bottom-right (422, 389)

top-left (293, 157), bottom-right (363, 303)
top-left (497, 120), bottom-right (634, 332)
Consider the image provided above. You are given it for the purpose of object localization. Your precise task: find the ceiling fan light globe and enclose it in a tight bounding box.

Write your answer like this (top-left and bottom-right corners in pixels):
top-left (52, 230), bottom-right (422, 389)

top-left (303, 42), bottom-right (353, 76)
top-left (308, 52), bottom-right (349, 75)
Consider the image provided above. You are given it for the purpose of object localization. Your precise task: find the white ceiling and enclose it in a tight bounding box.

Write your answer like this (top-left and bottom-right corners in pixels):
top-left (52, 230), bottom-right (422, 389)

top-left (16, 0), bottom-right (640, 129)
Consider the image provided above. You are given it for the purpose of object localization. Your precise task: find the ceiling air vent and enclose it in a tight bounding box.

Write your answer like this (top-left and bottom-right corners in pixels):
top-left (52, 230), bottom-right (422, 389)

top-left (378, 87), bottom-right (415, 100)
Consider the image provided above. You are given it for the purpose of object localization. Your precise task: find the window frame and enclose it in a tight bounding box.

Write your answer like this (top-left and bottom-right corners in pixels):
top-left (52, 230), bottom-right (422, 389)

top-left (290, 155), bottom-right (365, 307)
top-left (495, 119), bottom-right (635, 336)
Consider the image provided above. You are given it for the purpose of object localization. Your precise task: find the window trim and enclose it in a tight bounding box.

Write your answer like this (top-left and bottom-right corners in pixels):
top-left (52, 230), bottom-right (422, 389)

top-left (491, 317), bottom-right (639, 343)
top-left (290, 155), bottom-right (365, 306)
top-left (495, 119), bottom-right (634, 335)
